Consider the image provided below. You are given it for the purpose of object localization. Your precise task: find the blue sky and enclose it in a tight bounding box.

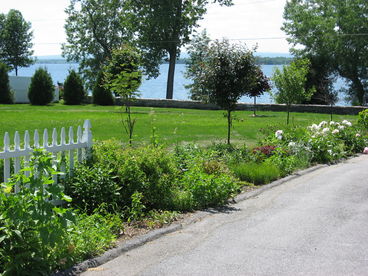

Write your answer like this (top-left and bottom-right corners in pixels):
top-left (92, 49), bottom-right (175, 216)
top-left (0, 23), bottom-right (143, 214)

top-left (0, 0), bottom-right (289, 56)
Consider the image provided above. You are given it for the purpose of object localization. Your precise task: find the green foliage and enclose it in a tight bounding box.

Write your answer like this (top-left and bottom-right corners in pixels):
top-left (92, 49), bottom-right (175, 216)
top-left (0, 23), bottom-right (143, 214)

top-left (232, 162), bottom-right (280, 185)
top-left (103, 45), bottom-right (142, 145)
top-left (272, 58), bottom-right (315, 124)
top-left (185, 38), bottom-right (263, 144)
top-left (177, 166), bottom-right (238, 210)
top-left (126, 191), bottom-right (146, 223)
top-left (65, 164), bottom-right (121, 214)
top-left (93, 141), bottom-right (179, 210)
top-left (92, 71), bottom-right (114, 105)
top-left (63, 70), bottom-right (85, 105)
top-left (358, 109), bottom-right (368, 129)
top-left (65, 209), bottom-right (121, 265)
top-left (128, 0), bottom-right (233, 99)
top-left (0, 62), bottom-right (13, 104)
top-left (0, 150), bottom-right (75, 275)
top-left (63, 0), bottom-right (133, 89)
top-left (0, 9), bottom-right (34, 76)
top-left (282, 0), bottom-right (368, 105)
top-left (28, 67), bottom-right (54, 105)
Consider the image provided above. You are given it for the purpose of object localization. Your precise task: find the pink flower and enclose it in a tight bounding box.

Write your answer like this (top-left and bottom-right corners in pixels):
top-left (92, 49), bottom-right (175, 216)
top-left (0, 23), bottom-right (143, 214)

top-left (356, 133), bottom-right (361, 137)
top-left (363, 147), bottom-right (368, 154)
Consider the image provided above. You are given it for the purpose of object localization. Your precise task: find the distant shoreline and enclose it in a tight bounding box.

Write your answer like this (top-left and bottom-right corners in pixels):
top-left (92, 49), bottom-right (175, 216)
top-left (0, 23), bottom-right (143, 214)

top-left (35, 56), bottom-right (293, 66)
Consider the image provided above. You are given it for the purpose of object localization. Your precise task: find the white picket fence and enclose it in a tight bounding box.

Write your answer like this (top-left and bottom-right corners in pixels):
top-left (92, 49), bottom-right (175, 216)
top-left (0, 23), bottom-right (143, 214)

top-left (0, 120), bottom-right (93, 191)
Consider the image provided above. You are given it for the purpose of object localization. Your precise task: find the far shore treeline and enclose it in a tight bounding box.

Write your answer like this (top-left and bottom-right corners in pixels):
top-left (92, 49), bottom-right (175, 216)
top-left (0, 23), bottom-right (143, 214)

top-left (34, 56), bottom-right (293, 66)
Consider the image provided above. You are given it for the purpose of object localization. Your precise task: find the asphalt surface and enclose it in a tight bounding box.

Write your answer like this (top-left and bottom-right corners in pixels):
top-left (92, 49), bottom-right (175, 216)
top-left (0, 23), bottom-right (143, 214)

top-left (82, 155), bottom-right (368, 276)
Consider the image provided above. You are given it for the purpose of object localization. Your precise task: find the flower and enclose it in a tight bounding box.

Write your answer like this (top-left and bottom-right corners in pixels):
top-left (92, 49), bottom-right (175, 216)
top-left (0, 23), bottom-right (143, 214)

top-left (327, 149), bottom-right (333, 155)
top-left (322, 127), bottom-right (330, 134)
top-left (363, 147), bottom-right (368, 154)
top-left (356, 133), bottom-right (361, 137)
top-left (319, 121), bottom-right (327, 128)
top-left (338, 125), bottom-right (345, 130)
top-left (275, 130), bottom-right (283, 140)
top-left (342, 120), bottom-right (352, 127)
top-left (308, 124), bottom-right (319, 132)
top-left (332, 129), bottom-right (339, 134)
top-left (329, 121), bottom-right (336, 126)
top-left (288, 142), bottom-right (296, 148)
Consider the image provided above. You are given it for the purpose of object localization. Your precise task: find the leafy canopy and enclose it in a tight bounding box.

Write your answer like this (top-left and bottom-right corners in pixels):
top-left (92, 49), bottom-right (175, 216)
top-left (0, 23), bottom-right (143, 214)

top-left (282, 0), bottom-right (368, 105)
top-left (0, 9), bottom-right (34, 76)
top-left (62, 0), bottom-right (133, 89)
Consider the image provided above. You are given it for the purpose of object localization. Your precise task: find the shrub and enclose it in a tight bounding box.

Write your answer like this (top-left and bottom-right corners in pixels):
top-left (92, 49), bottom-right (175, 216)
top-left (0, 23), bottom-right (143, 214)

top-left (92, 71), bottom-right (114, 105)
top-left (358, 109), bottom-right (368, 129)
top-left (65, 164), bottom-right (121, 214)
top-left (63, 70), bottom-right (85, 105)
top-left (0, 62), bottom-right (13, 104)
top-left (177, 166), bottom-right (238, 209)
top-left (28, 67), bottom-right (54, 105)
top-left (232, 162), bottom-right (280, 185)
top-left (93, 142), bottom-right (180, 210)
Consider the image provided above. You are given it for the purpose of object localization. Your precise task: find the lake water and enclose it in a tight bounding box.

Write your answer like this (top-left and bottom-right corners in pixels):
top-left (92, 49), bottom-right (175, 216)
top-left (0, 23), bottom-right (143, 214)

top-left (10, 63), bottom-right (349, 106)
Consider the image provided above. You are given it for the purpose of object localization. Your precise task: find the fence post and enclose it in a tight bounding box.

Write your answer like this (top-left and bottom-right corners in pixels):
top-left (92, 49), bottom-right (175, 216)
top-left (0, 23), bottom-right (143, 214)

top-left (82, 119), bottom-right (93, 160)
top-left (3, 132), bottom-right (10, 183)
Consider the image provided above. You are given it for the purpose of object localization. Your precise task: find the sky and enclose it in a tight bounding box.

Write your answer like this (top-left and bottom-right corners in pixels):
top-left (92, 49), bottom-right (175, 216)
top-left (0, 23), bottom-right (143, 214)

top-left (0, 0), bottom-right (290, 57)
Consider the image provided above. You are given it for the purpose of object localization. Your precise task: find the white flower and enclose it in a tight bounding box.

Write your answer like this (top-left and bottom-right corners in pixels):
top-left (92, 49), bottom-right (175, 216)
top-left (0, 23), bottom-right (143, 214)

top-left (322, 127), bottom-right (330, 134)
top-left (275, 130), bottom-right (283, 140)
top-left (332, 129), bottom-right (339, 134)
top-left (288, 142), bottom-right (296, 147)
top-left (342, 120), bottom-right (352, 127)
top-left (308, 124), bottom-right (319, 132)
top-left (329, 121), bottom-right (336, 126)
top-left (338, 125), bottom-right (345, 130)
top-left (319, 121), bottom-right (327, 128)
top-left (356, 133), bottom-right (361, 137)
top-left (327, 149), bottom-right (333, 155)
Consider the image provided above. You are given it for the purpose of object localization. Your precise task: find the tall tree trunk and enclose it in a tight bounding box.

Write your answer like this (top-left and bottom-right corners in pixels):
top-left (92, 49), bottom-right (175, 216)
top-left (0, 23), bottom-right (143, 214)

top-left (253, 96), bottom-right (257, 116)
top-left (352, 76), bottom-right (365, 105)
top-left (15, 66), bottom-right (18, 76)
top-left (286, 104), bottom-right (290, 125)
top-left (166, 48), bottom-right (177, 99)
top-left (227, 110), bottom-right (232, 145)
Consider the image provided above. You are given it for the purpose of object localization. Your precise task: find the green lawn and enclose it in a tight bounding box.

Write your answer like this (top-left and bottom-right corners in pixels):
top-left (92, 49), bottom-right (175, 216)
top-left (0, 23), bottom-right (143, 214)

top-left (0, 104), bottom-right (358, 147)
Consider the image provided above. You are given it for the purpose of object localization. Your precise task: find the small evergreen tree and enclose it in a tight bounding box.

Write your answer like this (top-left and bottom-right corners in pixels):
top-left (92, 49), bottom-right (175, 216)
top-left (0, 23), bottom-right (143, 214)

top-left (63, 70), bottom-right (85, 105)
top-left (0, 62), bottom-right (13, 104)
top-left (92, 71), bottom-right (114, 105)
top-left (28, 67), bottom-right (54, 105)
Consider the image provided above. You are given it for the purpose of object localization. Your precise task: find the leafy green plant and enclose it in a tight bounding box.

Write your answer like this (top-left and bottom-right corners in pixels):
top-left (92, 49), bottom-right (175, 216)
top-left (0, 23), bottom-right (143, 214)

top-left (126, 191), bottom-right (146, 223)
top-left (0, 150), bottom-right (74, 275)
top-left (64, 164), bottom-right (121, 214)
top-left (28, 67), bottom-right (54, 105)
top-left (358, 109), bottom-right (368, 129)
top-left (232, 162), bottom-right (280, 185)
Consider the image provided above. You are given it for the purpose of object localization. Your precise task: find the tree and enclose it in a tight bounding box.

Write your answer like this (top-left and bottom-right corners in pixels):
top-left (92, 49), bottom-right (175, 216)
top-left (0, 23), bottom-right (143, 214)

top-left (103, 46), bottom-right (142, 145)
top-left (92, 71), bottom-right (115, 105)
top-left (63, 70), bottom-right (85, 105)
top-left (272, 58), bottom-right (315, 125)
top-left (0, 62), bottom-right (13, 104)
top-left (0, 10), bottom-right (34, 76)
top-left (28, 68), bottom-right (54, 105)
top-left (62, 0), bottom-right (133, 89)
top-left (282, 0), bottom-right (368, 105)
top-left (128, 0), bottom-right (233, 99)
top-left (185, 30), bottom-right (212, 103)
top-left (248, 67), bottom-right (271, 116)
top-left (186, 39), bottom-right (259, 145)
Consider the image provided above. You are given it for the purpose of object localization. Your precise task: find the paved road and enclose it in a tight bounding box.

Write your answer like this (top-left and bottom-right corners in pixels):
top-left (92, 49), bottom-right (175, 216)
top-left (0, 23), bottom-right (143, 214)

top-left (83, 155), bottom-right (368, 276)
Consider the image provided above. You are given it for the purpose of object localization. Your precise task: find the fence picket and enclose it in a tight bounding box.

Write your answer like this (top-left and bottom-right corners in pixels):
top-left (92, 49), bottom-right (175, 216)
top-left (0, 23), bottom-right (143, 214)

top-left (14, 132), bottom-right (21, 193)
top-left (24, 131), bottom-right (31, 177)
